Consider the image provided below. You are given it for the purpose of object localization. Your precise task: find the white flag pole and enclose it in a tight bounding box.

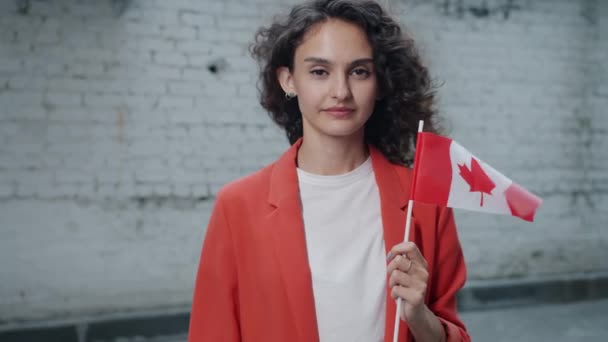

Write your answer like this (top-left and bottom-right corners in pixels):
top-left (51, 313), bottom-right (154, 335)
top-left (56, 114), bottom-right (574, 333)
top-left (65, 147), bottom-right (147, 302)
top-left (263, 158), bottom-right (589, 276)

top-left (392, 120), bottom-right (424, 342)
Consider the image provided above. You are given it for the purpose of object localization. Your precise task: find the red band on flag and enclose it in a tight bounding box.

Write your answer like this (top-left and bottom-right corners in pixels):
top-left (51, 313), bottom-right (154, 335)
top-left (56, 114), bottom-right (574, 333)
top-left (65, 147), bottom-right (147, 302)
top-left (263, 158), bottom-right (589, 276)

top-left (411, 132), bottom-right (452, 206)
top-left (504, 183), bottom-right (543, 222)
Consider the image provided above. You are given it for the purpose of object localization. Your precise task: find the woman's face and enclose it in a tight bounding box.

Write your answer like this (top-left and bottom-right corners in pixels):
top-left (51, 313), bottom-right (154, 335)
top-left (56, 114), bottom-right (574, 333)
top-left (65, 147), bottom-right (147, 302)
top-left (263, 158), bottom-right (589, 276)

top-left (278, 19), bottom-right (378, 142)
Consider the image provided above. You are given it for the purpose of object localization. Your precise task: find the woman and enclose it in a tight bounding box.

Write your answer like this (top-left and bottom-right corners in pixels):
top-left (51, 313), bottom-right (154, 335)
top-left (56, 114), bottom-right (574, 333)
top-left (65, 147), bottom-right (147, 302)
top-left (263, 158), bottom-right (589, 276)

top-left (188, 1), bottom-right (469, 341)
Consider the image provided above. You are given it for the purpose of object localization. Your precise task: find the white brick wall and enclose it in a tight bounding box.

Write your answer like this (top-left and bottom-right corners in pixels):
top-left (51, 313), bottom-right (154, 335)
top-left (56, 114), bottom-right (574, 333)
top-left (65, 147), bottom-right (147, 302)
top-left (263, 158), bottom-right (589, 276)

top-left (0, 0), bottom-right (606, 324)
top-left (398, 0), bottom-right (608, 280)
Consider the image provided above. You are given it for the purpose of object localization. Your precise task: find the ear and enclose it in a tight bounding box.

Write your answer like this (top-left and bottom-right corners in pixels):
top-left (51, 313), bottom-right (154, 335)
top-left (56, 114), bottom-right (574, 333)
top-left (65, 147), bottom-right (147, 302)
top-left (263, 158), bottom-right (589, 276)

top-left (277, 66), bottom-right (296, 95)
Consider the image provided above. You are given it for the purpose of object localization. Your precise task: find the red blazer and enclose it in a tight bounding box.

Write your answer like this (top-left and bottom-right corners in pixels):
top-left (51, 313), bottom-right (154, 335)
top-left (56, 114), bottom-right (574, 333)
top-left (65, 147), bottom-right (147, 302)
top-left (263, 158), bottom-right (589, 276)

top-left (189, 139), bottom-right (470, 342)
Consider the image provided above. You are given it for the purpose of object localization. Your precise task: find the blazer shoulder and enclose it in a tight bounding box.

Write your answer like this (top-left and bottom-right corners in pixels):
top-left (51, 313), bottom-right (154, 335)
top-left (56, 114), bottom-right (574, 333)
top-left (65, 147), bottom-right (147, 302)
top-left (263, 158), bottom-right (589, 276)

top-left (390, 162), bottom-right (413, 177)
top-left (215, 162), bottom-right (275, 203)
top-left (389, 162), bottom-right (414, 191)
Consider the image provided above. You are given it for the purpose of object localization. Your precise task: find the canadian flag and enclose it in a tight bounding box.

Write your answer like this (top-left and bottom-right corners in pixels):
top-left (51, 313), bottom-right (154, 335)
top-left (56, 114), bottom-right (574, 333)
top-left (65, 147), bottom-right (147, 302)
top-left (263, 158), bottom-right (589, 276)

top-left (411, 132), bottom-right (542, 222)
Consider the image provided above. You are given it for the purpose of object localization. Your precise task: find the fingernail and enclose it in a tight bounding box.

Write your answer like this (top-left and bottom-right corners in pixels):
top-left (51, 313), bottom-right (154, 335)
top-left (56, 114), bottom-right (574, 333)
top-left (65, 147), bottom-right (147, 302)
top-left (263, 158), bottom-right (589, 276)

top-left (386, 252), bottom-right (393, 261)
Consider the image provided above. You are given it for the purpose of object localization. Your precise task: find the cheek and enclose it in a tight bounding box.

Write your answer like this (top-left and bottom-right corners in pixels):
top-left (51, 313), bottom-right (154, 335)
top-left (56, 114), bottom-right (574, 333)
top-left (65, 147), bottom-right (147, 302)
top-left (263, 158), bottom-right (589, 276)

top-left (297, 84), bottom-right (325, 107)
top-left (355, 83), bottom-right (378, 106)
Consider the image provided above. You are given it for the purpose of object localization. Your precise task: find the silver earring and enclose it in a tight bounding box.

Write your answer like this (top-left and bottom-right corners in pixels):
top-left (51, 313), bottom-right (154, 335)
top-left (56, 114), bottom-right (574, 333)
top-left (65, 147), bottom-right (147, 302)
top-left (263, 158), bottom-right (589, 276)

top-left (285, 92), bottom-right (296, 100)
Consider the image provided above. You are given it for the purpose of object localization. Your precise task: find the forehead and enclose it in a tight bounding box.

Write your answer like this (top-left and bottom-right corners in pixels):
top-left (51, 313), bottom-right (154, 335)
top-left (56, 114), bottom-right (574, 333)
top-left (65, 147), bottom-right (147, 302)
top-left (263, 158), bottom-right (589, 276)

top-left (295, 19), bottom-right (373, 62)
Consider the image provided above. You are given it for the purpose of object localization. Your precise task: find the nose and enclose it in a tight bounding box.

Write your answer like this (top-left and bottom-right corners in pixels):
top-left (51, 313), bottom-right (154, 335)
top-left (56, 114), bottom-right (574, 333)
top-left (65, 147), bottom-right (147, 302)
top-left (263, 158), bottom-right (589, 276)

top-left (331, 73), bottom-right (352, 101)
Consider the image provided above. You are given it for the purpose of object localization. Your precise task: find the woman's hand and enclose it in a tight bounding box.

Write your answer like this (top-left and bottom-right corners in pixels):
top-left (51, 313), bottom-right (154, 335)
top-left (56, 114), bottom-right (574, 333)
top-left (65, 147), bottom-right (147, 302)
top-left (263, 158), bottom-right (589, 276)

top-left (386, 241), bottom-right (429, 324)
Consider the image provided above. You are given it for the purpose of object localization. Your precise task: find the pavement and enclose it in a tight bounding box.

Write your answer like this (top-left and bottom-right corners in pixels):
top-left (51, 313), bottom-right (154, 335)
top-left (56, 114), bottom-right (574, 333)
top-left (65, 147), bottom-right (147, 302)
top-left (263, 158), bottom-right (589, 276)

top-left (3, 299), bottom-right (607, 341)
top-left (461, 299), bottom-right (608, 341)
top-left (118, 299), bottom-right (608, 342)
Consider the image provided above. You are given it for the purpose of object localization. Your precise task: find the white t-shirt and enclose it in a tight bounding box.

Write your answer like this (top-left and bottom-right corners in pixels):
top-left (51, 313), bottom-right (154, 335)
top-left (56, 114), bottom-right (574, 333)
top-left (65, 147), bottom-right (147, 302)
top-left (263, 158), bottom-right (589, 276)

top-left (297, 157), bottom-right (387, 342)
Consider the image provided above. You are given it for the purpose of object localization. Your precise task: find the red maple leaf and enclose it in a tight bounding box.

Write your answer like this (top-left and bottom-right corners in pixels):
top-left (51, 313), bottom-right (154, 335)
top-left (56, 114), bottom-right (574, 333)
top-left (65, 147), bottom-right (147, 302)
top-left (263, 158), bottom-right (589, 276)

top-left (458, 158), bottom-right (496, 206)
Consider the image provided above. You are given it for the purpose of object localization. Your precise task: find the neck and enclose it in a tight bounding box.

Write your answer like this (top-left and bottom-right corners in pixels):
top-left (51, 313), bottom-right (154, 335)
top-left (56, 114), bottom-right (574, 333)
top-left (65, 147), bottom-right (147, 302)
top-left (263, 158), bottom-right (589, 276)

top-left (297, 133), bottom-right (369, 176)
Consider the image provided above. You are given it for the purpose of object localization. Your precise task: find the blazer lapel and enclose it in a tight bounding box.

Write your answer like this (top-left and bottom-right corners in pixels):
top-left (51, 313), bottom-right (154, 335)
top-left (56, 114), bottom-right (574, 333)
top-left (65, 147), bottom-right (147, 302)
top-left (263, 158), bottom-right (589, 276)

top-left (267, 138), bottom-right (319, 342)
top-left (369, 146), bottom-right (412, 342)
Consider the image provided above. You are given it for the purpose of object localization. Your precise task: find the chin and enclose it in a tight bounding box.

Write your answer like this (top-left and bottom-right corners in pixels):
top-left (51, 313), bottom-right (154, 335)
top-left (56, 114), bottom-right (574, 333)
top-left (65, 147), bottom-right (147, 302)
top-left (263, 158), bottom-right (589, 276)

top-left (320, 123), bottom-right (366, 138)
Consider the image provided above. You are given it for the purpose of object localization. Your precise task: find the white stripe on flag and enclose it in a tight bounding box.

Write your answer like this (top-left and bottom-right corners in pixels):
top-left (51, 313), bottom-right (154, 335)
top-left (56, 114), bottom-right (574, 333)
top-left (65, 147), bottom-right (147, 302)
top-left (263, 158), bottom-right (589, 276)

top-left (447, 141), bottom-right (513, 215)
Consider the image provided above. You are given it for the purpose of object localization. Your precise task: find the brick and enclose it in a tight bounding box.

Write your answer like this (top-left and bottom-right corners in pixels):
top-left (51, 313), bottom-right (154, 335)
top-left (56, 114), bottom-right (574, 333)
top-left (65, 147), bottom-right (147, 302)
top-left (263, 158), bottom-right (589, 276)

top-left (208, 43), bottom-right (247, 57)
top-left (172, 183), bottom-right (192, 197)
top-left (176, 40), bottom-right (211, 54)
top-left (200, 83), bottom-right (238, 98)
top-left (159, 26), bottom-right (198, 40)
top-left (0, 58), bottom-right (22, 72)
top-left (168, 110), bottom-right (204, 125)
top-left (152, 52), bottom-right (188, 66)
top-left (180, 67), bottom-right (214, 81)
top-left (134, 37), bottom-right (177, 52)
top-left (157, 96), bottom-right (194, 109)
top-left (67, 62), bottom-right (105, 77)
top-left (22, 59), bottom-right (66, 75)
top-left (0, 183), bottom-right (15, 197)
top-left (45, 92), bottom-right (83, 107)
top-left (167, 81), bottom-right (204, 96)
top-left (137, 8), bottom-right (181, 26)
top-left (191, 184), bottom-right (210, 197)
top-left (123, 22), bottom-right (162, 37)
top-left (179, 11), bottom-right (215, 27)
top-left (215, 16), bottom-right (261, 31)
top-left (84, 94), bottom-right (126, 108)
top-left (54, 170), bottom-right (94, 184)
top-left (135, 168), bottom-right (170, 183)
top-left (62, 30), bottom-right (100, 49)
top-left (198, 29), bottom-right (233, 43)
top-left (144, 65), bottom-right (182, 80)
top-left (34, 30), bottom-right (61, 45)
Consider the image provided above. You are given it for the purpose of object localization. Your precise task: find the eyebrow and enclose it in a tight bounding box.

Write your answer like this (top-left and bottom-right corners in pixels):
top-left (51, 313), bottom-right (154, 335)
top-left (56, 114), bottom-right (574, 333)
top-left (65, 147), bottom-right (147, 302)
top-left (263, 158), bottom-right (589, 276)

top-left (303, 57), bottom-right (374, 67)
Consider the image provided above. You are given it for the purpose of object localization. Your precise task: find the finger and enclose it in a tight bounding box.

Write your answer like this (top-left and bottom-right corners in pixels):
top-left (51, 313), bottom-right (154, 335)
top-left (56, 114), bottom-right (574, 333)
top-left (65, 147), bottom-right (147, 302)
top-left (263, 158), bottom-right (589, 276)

top-left (387, 253), bottom-right (416, 275)
top-left (389, 269), bottom-right (428, 291)
top-left (409, 264), bottom-right (429, 285)
top-left (406, 245), bottom-right (428, 268)
top-left (389, 269), bottom-right (413, 288)
top-left (387, 242), bottom-right (427, 268)
top-left (390, 284), bottom-right (426, 306)
top-left (387, 241), bottom-right (418, 260)
top-left (398, 256), bottom-right (415, 273)
top-left (387, 256), bottom-right (414, 280)
top-left (387, 254), bottom-right (408, 274)
top-left (386, 242), bottom-right (410, 261)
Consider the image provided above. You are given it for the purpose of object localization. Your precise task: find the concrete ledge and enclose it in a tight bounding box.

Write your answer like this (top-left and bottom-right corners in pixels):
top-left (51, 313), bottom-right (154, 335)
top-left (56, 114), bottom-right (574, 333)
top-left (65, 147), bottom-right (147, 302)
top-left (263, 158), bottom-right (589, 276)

top-left (0, 325), bottom-right (79, 342)
top-left (457, 272), bottom-right (608, 311)
top-left (87, 313), bottom-right (189, 341)
top-left (2, 272), bottom-right (607, 341)
top-left (0, 311), bottom-right (190, 342)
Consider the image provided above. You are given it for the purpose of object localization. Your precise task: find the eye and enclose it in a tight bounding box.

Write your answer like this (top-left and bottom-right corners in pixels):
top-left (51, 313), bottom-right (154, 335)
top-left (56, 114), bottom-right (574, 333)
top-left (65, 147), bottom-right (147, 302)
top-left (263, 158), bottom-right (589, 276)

top-left (310, 69), bottom-right (328, 76)
top-left (351, 68), bottom-right (371, 77)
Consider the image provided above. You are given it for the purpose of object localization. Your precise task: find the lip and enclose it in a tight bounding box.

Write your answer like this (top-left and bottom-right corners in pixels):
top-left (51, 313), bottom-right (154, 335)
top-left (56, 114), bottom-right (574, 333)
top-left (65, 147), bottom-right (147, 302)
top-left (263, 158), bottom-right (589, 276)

top-left (323, 106), bottom-right (355, 117)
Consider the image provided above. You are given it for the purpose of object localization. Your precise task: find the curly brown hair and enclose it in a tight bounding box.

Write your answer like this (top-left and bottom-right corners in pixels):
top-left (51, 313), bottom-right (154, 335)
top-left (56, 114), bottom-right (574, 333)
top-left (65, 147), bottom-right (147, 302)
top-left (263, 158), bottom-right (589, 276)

top-left (250, 0), bottom-right (442, 166)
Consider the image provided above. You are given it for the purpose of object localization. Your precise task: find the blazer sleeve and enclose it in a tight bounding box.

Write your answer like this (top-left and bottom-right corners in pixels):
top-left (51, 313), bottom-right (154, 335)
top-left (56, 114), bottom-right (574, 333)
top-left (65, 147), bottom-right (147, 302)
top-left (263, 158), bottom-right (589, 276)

top-left (188, 194), bottom-right (240, 342)
top-left (428, 206), bottom-right (471, 342)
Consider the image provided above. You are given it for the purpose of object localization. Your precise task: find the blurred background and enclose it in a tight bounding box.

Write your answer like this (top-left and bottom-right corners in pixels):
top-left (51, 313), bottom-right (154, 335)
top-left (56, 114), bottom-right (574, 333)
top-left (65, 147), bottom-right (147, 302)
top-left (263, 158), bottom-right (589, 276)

top-left (0, 0), bottom-right (607, 341)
